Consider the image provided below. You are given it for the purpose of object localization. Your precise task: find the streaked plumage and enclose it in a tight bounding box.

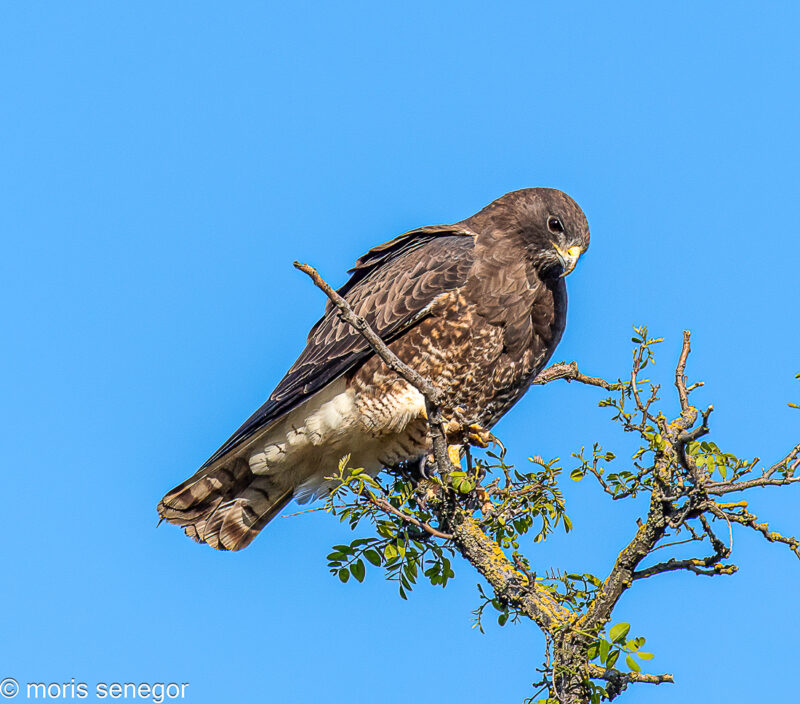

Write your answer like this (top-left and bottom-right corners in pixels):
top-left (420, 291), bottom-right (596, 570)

top-left (158, 188), bottom-right (590, 550)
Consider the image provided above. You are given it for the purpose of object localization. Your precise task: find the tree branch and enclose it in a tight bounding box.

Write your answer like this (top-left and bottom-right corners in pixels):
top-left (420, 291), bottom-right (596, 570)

top-left (366, 492), bottom-right (453, 540)
top-left (588, 664), bottom-right (674, 693)
top-left (442, 502), bottom-right (572, 632)
top-left (675, 330), bottom-right (692, 411)
top-left (533, 361), bottom-right (624, 390)
top-left (632, 556), bottom-right (737, 579)
top-left (588, 664), bottom-right (674, 685)
top-left (705, 443), bottom-right (800, 495)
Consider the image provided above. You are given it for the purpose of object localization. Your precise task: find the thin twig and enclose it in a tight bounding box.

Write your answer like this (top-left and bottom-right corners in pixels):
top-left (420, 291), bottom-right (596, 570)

top-left (366, 493), bottom-right (453, 540)
top-left (281, 506), bottom-right (326, 518)
top-left (532, 361), bottom-right (624, 390)
top-left (294, 261), bottom-right (443, 403)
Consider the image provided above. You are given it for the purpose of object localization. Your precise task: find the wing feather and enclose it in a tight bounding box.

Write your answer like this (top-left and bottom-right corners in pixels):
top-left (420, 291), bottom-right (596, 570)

top-left (199, 225), bottom-right (476, 468)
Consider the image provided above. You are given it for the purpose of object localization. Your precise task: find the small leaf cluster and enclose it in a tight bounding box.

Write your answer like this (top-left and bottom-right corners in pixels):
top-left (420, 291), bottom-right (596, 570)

top-left (629, 325), bottom-right (662, 368)
top-left (471, 582), bottom-right (524, 633)
top-left (324, 456), bottom-right (455, 599)
top-left (480, 450), bottom-right (572, 551)
top-left (538, 569), bottom-right (602, 612)
top-left (571, 442), bottom-right (654, 499)
top-left (587, 622), bottom-right (654, 673)
top-left (686, 439), bottom-right (752, 482)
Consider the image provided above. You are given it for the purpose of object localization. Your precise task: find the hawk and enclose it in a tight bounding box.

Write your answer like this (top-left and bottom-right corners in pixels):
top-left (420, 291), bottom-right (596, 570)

top-left (158, 188), bottom-right (589, 550)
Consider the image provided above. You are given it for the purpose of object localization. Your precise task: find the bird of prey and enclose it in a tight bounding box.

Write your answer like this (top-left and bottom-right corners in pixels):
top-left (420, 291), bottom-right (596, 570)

top-left (158, 188), bottom-right (589, 550)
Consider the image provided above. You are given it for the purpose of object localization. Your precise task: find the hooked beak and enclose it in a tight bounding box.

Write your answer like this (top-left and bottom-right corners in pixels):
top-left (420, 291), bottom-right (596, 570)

top-left (553, 244), bottom-right (583, 277)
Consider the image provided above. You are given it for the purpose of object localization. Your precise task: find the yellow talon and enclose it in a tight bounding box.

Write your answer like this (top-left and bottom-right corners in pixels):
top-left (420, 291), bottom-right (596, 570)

top-left (466, 423), bottom-right (493, 449)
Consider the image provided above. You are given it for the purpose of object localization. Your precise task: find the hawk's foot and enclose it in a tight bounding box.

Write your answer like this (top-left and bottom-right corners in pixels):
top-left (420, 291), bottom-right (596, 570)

top-left (465, 422), bottom-right (494, 449)
top-left (442, 416), bottom-right (496, 449)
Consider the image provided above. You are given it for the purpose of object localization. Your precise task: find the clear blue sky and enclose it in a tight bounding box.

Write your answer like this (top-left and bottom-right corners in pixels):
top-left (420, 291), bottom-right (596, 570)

top-left (2, 2), bottom-right (798, 703)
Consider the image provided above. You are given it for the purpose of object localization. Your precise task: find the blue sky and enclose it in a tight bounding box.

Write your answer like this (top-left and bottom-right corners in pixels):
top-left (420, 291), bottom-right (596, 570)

top-left (2, 2), bottom-right (799, 703)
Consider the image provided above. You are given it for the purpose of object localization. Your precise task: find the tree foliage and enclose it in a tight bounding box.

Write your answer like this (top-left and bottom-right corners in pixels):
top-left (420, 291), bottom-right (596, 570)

top-left (297, 262), bottom-right (799, 704)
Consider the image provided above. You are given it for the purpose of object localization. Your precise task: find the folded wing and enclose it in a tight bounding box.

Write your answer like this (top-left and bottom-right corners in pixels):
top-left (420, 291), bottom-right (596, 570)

top-left (199, 224), bottom-right (477, 469)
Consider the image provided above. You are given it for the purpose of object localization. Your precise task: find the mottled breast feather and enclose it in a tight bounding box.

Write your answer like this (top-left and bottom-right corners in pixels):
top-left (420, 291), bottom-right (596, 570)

top-left (200, 226), bottom-right (476, 468)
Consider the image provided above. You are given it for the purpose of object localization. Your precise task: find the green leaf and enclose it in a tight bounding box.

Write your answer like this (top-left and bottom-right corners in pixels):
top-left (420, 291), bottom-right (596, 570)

top-left (364, 549), bottom-right (382, 567)
top-left (637, 651), bottom-right (654, 660)
top-left (350, 559), bottom-right (366, 583)
top-left (606, 649), bottom-right (620, 669)
top-left (609, 622), bottom-right (630, 644)
top-left (626, 655), bottom-right (641, 673)
top-left (598, 639), bottom-right (611, 664)
top-left (498, 613), bottom-right (508, 626)
top-left (384, 543), bottom-right (397, 561)
top-left (338, 568), bottom-right (350, 583)
top-left (570, 468), bottom-right (584, 481)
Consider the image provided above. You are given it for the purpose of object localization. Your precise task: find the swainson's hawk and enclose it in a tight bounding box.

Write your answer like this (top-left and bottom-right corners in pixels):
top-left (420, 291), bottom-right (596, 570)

top-left (158, 188), bottom-right (589, 550)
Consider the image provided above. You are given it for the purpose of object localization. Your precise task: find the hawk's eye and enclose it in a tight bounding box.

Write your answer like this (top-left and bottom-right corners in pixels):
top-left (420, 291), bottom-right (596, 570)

top-left (547, 216), bottom-right (564, 234)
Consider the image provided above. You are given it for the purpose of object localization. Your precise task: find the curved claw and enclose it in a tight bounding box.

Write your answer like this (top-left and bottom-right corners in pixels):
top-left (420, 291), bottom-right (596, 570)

top-left (466, 423), bottom-right (495, 449)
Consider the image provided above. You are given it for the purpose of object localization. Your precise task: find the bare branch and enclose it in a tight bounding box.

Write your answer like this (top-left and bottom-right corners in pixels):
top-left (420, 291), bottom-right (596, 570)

top-left (588, 664), bottom-right (674, 687)
top-left (580, 503), bottom-right (668, 630)
top-left (675, 330), bottom-right (692, 411)
top-left (633, 556), bottom-right (737, 579)
top-left (714, 504), bottom-right (800, 559)
top-left (708, 475), bottom-right (800, 495)
top-left (532, 361), bottom-right (624, 390)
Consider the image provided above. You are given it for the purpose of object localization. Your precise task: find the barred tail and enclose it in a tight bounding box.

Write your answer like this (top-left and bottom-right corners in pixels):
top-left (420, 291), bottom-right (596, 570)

top-left (157, 458), bottom-right (293, 551)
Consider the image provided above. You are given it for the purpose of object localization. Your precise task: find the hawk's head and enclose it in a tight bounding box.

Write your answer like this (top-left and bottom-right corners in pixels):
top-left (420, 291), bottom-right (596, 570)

top-left (462, 187), bottom-right (590, 279)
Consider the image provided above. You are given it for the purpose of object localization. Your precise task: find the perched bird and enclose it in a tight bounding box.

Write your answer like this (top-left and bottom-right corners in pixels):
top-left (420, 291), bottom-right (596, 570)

top-left (158, 188), bottom-right (589, 550)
